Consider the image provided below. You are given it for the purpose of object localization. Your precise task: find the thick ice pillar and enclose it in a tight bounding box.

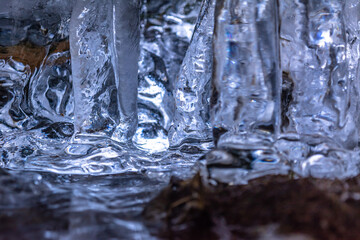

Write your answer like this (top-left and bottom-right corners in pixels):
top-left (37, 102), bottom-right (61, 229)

top-left (70, 0), bottom-right (114, 140)
top-left (168, 0), bottom-right (216, 147)
top-left (111, 0), bottom-right (140, 142)
top-left (70, 0), bottom-right (140, 142)
top-left (345, 1), bottom-right (360, 144)
top-left (211, 0), bottom-right (280, 149)
top-left (279, 0), bottom-right (358, 149)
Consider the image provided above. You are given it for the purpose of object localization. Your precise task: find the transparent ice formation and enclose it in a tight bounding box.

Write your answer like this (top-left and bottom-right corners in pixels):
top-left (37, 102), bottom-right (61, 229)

top-left (0, 0), bottom-right (360, 177)
top-left (0, 0), bottom-right (73, 134)
top-left (30, 51), bottom-right (73, 124)
top-left (0, 58), bottom-right (31, 132)
top-left (211, 0), bottom-right (280, 149)
top-left (0, 0), bottom-right (206, 172)
top-left (276, 0), bottom-right (360, 177)
top-left (2, 1), bottom-right (360, 238)
top-left (279, 0), bottom-right (358, 149)
top-left (111, 0), bottom-right (141, 142)
top-left (1, 0), bottom-right (360, 177)
top-left (135, 0), bottom-right (203, 152)
top-left (168, 0), bottom-right (215, 147)
top-left (70, 0), bottom-right (140, 143)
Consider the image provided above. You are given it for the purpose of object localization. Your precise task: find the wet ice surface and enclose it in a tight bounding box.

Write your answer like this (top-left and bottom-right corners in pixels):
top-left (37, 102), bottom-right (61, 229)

top-left (279, 0), bottom-right (358, 149)
top-left (136, 0), bottom-right (204, 152)
top-left (277, 0), bottom-right (360, 178)
top-left (2, 0), bottom-right (360, 238)
top-left (212, 0), bottom-right (280, 149)
top-left (168, 0), bottom-right (215, 147)
top-left (0, 169), bottom-right (166, 240)
top-left (0, 0), bottom-right (205, 169)
top-left (0, 0), bottom-right (208, 238)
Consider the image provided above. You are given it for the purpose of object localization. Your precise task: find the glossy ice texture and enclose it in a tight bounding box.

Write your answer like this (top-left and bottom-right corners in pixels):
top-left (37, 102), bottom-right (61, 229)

top-left (0, 0), bottom-right (73, 133)
top-left (1, 0), bottom-right (360, 183)
top-left (274, 0), bottom-right (360, 178)
top-left (0, 0), bottom-right (205, 172)
top-left (3, 1), bottom-right (360, 238)
top-left (212, 0), bottom-right (280, 149)
top-left (135, 0), bottom-right (203, 152)
top-left (168, 0), bottom-right (215, 147)
top-left (279, 0), bottom-right (359, 149)
top-left (0, 169), bottom-right (168, 239)
top-left (70, 0), bottom-right (140, 142)
top-left (111, 0), bottom-right (141, 142)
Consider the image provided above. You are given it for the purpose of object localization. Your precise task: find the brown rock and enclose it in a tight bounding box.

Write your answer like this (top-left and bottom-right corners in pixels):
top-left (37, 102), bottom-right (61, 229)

top-left (144, 173), bottom-right (360, 240)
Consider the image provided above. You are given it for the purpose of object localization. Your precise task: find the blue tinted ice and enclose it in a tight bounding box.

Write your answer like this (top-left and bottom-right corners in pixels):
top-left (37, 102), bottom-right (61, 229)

top-left (168, 0), bottom-right (215, 148)
top-left (211, 0), bottom-right (280, 149)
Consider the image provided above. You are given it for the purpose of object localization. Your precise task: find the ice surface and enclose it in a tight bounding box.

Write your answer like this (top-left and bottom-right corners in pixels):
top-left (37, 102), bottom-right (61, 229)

top-left (135, 0), bottom-right (203, 152)
top-left (168, 0), bottom-right (215, 147)
top-left (70, 0), bottom-right (116, 140)
top-left (277, 0), bottom-right (360, 177)
top-left (0, 0), bottom-right (73, 134)
top-left (0, 0), bottom-right (208, 173)
top-left (279, 0), bottom-right (358, 149)
top-left (2, 0), bottom-right (360, 238)
top-left (211, 0), bottom-right (280, 149)
top-left (30, 51), bottom-right (73, 124)
top-left (70, 0), bottom-right (140, 143)
top-left (0, 58), bottom-right (31, 132)
top-left (0, 169), bottom-right (166, 239)
top-left (344, 0), bottom-right (360, 144)
top-left (111, 0), bottom-right (141, 142)
top-left (141, 0), bottom-right (202, 83)
top-left (1, 0), bottom-right (73, 45)
top-left (1, 0), bottom-right (360, 178)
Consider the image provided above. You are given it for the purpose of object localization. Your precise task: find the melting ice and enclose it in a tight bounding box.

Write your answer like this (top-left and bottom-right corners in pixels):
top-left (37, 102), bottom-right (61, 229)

top-left (1, 0), bottom-right (360, 238)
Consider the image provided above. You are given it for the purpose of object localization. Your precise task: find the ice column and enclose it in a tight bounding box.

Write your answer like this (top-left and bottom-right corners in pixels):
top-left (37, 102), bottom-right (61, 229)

top-left (111, 0), bottom-right (141, 142)
top-left (279, 0), bottom-right (358, 149)
top-left (70, 0), bottom-right (115, 140)
top-left (345, 1), bottom-right (360, 144)
top-left (168, 0), bottom-right (216, 147)
top-left (211, 0), bottom-right (280, 149)
top-left (70, 0), bottom-right (140, 142)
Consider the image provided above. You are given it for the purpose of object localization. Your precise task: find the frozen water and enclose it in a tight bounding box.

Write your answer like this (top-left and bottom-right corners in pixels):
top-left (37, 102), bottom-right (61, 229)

top-left (135, 0), bottom-right (203, 152)
top-left (141, 0), bottom-right (202, 83)
top-left (344, 0), bottom-right (360, 143)
top-left (0, 0), bottom-right (73, 134)
top-left (30, 51), bottom-right (73, 124)
top-left (211, 0), bottom-right (280, 149)
top-left (3, 0), bottom-right (360, 238)
top-left (168, 0), bottom-right (215, 148)
top-left (1, 0), bottom-right (360, 176)
top-left (1, 0), bottom-right (360, 178)
top-left (0, 58), bottom-right (31, 132)
top-left (0, 4), bottom-right (207, 239)
top-left (0, 0), bottom-right (207, 170)
top-left (3, 0), bottom-right (360, 239)
top-left (0, 169), bottom-right (168, 239)
top-left (279, 0), bottom-right (358, 149)
top-left (277, 0), bottom-right (360, 177)
top-left (69, 0), bottom-right (140, 143)
top-left (111, 0), bottom-right (141, 142)
top-left (70, 0), bottom-right (119, 141)
top-left (1, 0), bottom-right (74, 45)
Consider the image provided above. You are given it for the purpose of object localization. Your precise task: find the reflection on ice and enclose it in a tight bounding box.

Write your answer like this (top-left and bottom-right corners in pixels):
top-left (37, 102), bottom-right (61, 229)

top-left (2, 3), bottom-right (360, 238)
top-left (211, 0), bottom-right (280, 150)
top-left (279, 0), bottom-right (358, 149)
top-left (0, 0), bottom-right (360, 180)
top-left (0, 0), bottom-right (360, 179)
top-left (70, 0), bottom-right (140, 142)
top-left (2, 0), bottom-right (360, 238)
top-left (169, 0), bottom-right (215, 147)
